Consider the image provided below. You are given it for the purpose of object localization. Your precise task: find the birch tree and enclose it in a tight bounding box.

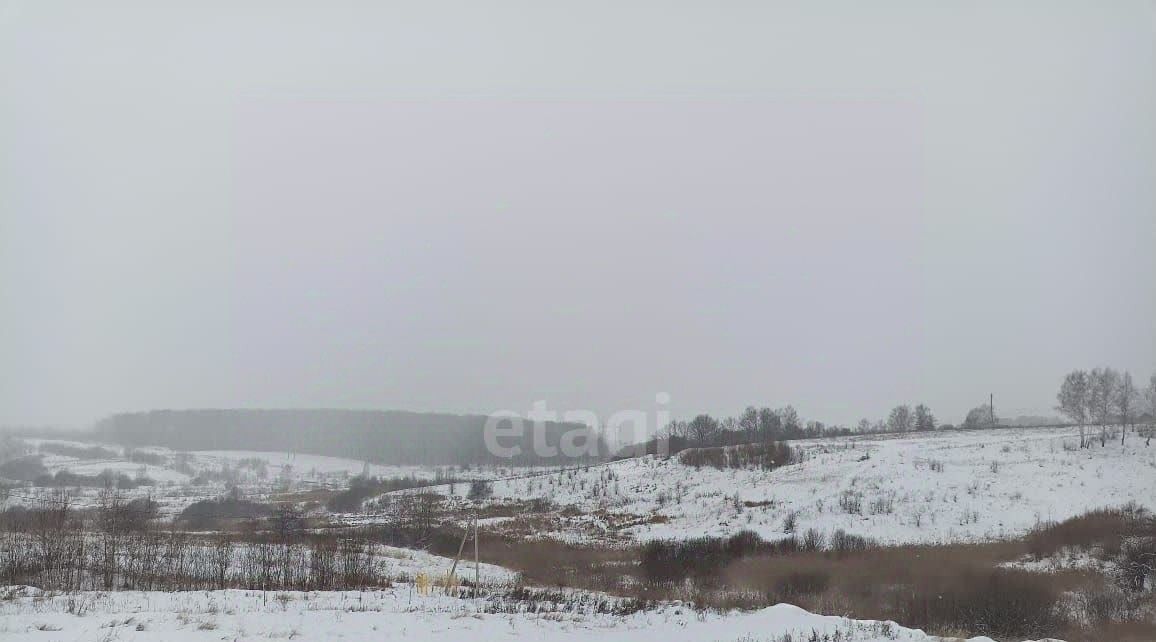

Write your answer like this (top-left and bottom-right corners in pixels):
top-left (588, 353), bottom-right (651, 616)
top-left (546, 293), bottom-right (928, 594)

top-left (1146, 374), bottom-right (1156, 446)
top-left (1114, 371), bottom-right (1137, 445)
top-left (887, 405), bottom-right (913, 433)
top-left (739, 406), bottom-right (759, 442)
top-left (1056, 369), bottom-right (1090, 448)
top-left (1088, 367), bottom-right (1120, 446)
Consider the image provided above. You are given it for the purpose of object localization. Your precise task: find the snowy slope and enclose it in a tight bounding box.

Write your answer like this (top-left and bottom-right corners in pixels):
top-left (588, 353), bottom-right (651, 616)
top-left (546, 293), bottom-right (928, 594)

top-left (438, 426), bottom-right (1155, 544)
top-left (39, 456), bottom-right (190, 484)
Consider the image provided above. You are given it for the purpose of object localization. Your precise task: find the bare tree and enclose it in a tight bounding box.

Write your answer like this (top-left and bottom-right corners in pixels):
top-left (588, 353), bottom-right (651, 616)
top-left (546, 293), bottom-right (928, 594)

top-left (1088, 367), bottom-right (1120, 447)
top-left (777, 406), bottom-right (801, 437)
top-left (720, 416), bottom-right (738, 435)
top-left (887, 405), bottom-right (913, 433)
top-left (212, 533), bottom-right (233, 589)
top-left (757, 407), bottom-right (780, 442)
top-left (687, 414), bottom-right (721, 446)
top-left (662, 419), bottom-right (687, 440)
top-left (1057, 369), bottom-right (1090, 448)
top-left (271, 504), bottom-right (304, 541)
top-left (32, 489), bottom-right (76, 591)
top-left (963, 404), bottom-right (997, 430)
top-left (738, 406), bottom-right (759, 442)
top-left (412, 493), bottom-right (439, 548)
top-left (96, 486), bottom-right (126, 589)
top-left (339, 537), bottom-right (373, 588)
top-left (1145, 373), bottom-right (1156, 447)
top-left (309, 537), bottom-right (337, 589)
top-left (1114, 371), bottom-right (1137, 445)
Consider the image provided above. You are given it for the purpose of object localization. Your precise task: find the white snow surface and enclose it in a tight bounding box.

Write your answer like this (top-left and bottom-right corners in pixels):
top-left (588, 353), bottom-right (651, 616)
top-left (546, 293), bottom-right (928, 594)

top-left (40, 456), bottom-right (190, 484)
top-left (4, 442), bottom-right (540, 516)
top-left (0, 586), bottom-right (1043, 642)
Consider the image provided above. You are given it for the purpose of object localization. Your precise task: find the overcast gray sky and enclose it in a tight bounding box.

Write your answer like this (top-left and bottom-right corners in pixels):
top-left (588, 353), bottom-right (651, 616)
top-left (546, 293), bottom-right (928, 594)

top-left (1, 1), bottom-right (1154, 429)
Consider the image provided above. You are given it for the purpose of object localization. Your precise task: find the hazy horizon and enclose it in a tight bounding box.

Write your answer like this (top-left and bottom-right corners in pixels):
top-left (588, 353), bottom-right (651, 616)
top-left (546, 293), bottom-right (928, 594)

top-left (2, 2), bottom-right (1154, 429)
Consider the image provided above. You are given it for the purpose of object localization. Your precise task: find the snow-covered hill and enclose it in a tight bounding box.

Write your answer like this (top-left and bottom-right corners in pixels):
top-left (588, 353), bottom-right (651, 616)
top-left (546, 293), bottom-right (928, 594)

top-left (440, 426), bottom-right (1155, 544)
top-left (9, 427), bottom-right (1154, 547)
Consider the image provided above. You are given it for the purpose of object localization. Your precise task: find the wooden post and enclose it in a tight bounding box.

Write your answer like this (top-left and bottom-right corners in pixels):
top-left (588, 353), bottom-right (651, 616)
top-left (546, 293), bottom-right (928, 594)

top-left (447, 523), bottom-right (470, 596)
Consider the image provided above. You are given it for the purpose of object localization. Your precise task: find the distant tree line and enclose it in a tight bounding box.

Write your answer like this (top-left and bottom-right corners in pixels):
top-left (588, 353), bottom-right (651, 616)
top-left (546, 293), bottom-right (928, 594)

top-left (36, 442), bottom-right (119, 460)
top-left (1056, 368), bottom-right (1156, 448)
top-left (677, 441), bottom-right (797, 471)
top-left (325, 472), bottom-right (458, 513)
top-left (0, 455), bottom-right (154, 489)
top-left (94, 409), bottom-right (605, 467)
top-left (654, 402), bottom-right (951, 453)
top-left (660, 405), bottom-right (852, 450)
top-left (638, 394), bottom-right (1064, 456)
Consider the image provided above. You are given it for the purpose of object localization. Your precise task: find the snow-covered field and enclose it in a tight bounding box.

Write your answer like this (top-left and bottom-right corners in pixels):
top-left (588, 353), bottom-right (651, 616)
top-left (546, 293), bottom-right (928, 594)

top-left (8, 427), bottom-right (1154, 547)
top-left (5, 427), bottom-right (1151, 641)
top-left (22, 441), bottom-right (467, 485)
top-left (0, 586), bottom-right (1031, 642)
top-left (372, 544), bottom-right (517, 584)
top-left (186, 450), bottom-right (465, 482)
top-left (39, 455), bottom-right (190, 485)
top-left (428, 426), bottom-right (1156, 545)
top-left (4, 440), bottom-right (543, 516)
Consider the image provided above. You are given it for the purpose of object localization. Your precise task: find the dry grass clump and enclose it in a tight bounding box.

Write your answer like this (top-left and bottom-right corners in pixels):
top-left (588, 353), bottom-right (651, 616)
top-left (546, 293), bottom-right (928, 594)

top-left (677, 441), bottom-right (796, 471)
top-left (724, 542), bottom-right (1069, 639)
top-left (483, 517), bottom-right (1153, 642)
top-left (1026, 503), bottom-right (1153, 559)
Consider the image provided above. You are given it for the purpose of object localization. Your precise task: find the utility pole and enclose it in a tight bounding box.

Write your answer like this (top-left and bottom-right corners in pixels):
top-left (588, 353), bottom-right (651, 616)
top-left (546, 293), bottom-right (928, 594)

top-left (448, 512), bottom-right (481, 598)
top-left (448, 519), bottom-right (469, 596)
top-left (473, 512), bottom-right (480, 598)
top-left (990, 393), bottom-right (996, 427)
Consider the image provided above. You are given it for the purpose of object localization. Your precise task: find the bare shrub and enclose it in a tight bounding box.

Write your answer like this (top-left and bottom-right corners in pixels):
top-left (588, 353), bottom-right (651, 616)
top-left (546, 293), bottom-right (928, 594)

top-left (677, 441), bottom-right (796, 471)
top-left (771, 570), bottom-right (830, 601)
top-left (828, 529), bottom-right (875, 556)
top-left (800, 528), bottom-right (825, 552)
top-left (898, 569), bottom-right (1062, 639)
top-left (1026, 505), bottom-right (1152, 560)
top-left (1114, 537), bottom-right (1156, 592)
top-left (868, 495), bottom-right (894, 515)
top-left (639, 531), bottom-right (773, 585)
top-left (468, 480), bottom-right (494, 500)
top-left (308, 537), bottom-right (337, 590)
top-left (838, 490), bottom-right (862, 515)
top-left (177, 495), bottom-right (273, 530)
top-left (211, 534), bottom-right (232, 589)
top-left (782, 511), bottom-right (798, 534)
top-left (0, 493), bottom-right (390, 593)
top-left (1072, 585), bottom-right (1144, 626)
top-left (338, 537), bottom-right (375, 588)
